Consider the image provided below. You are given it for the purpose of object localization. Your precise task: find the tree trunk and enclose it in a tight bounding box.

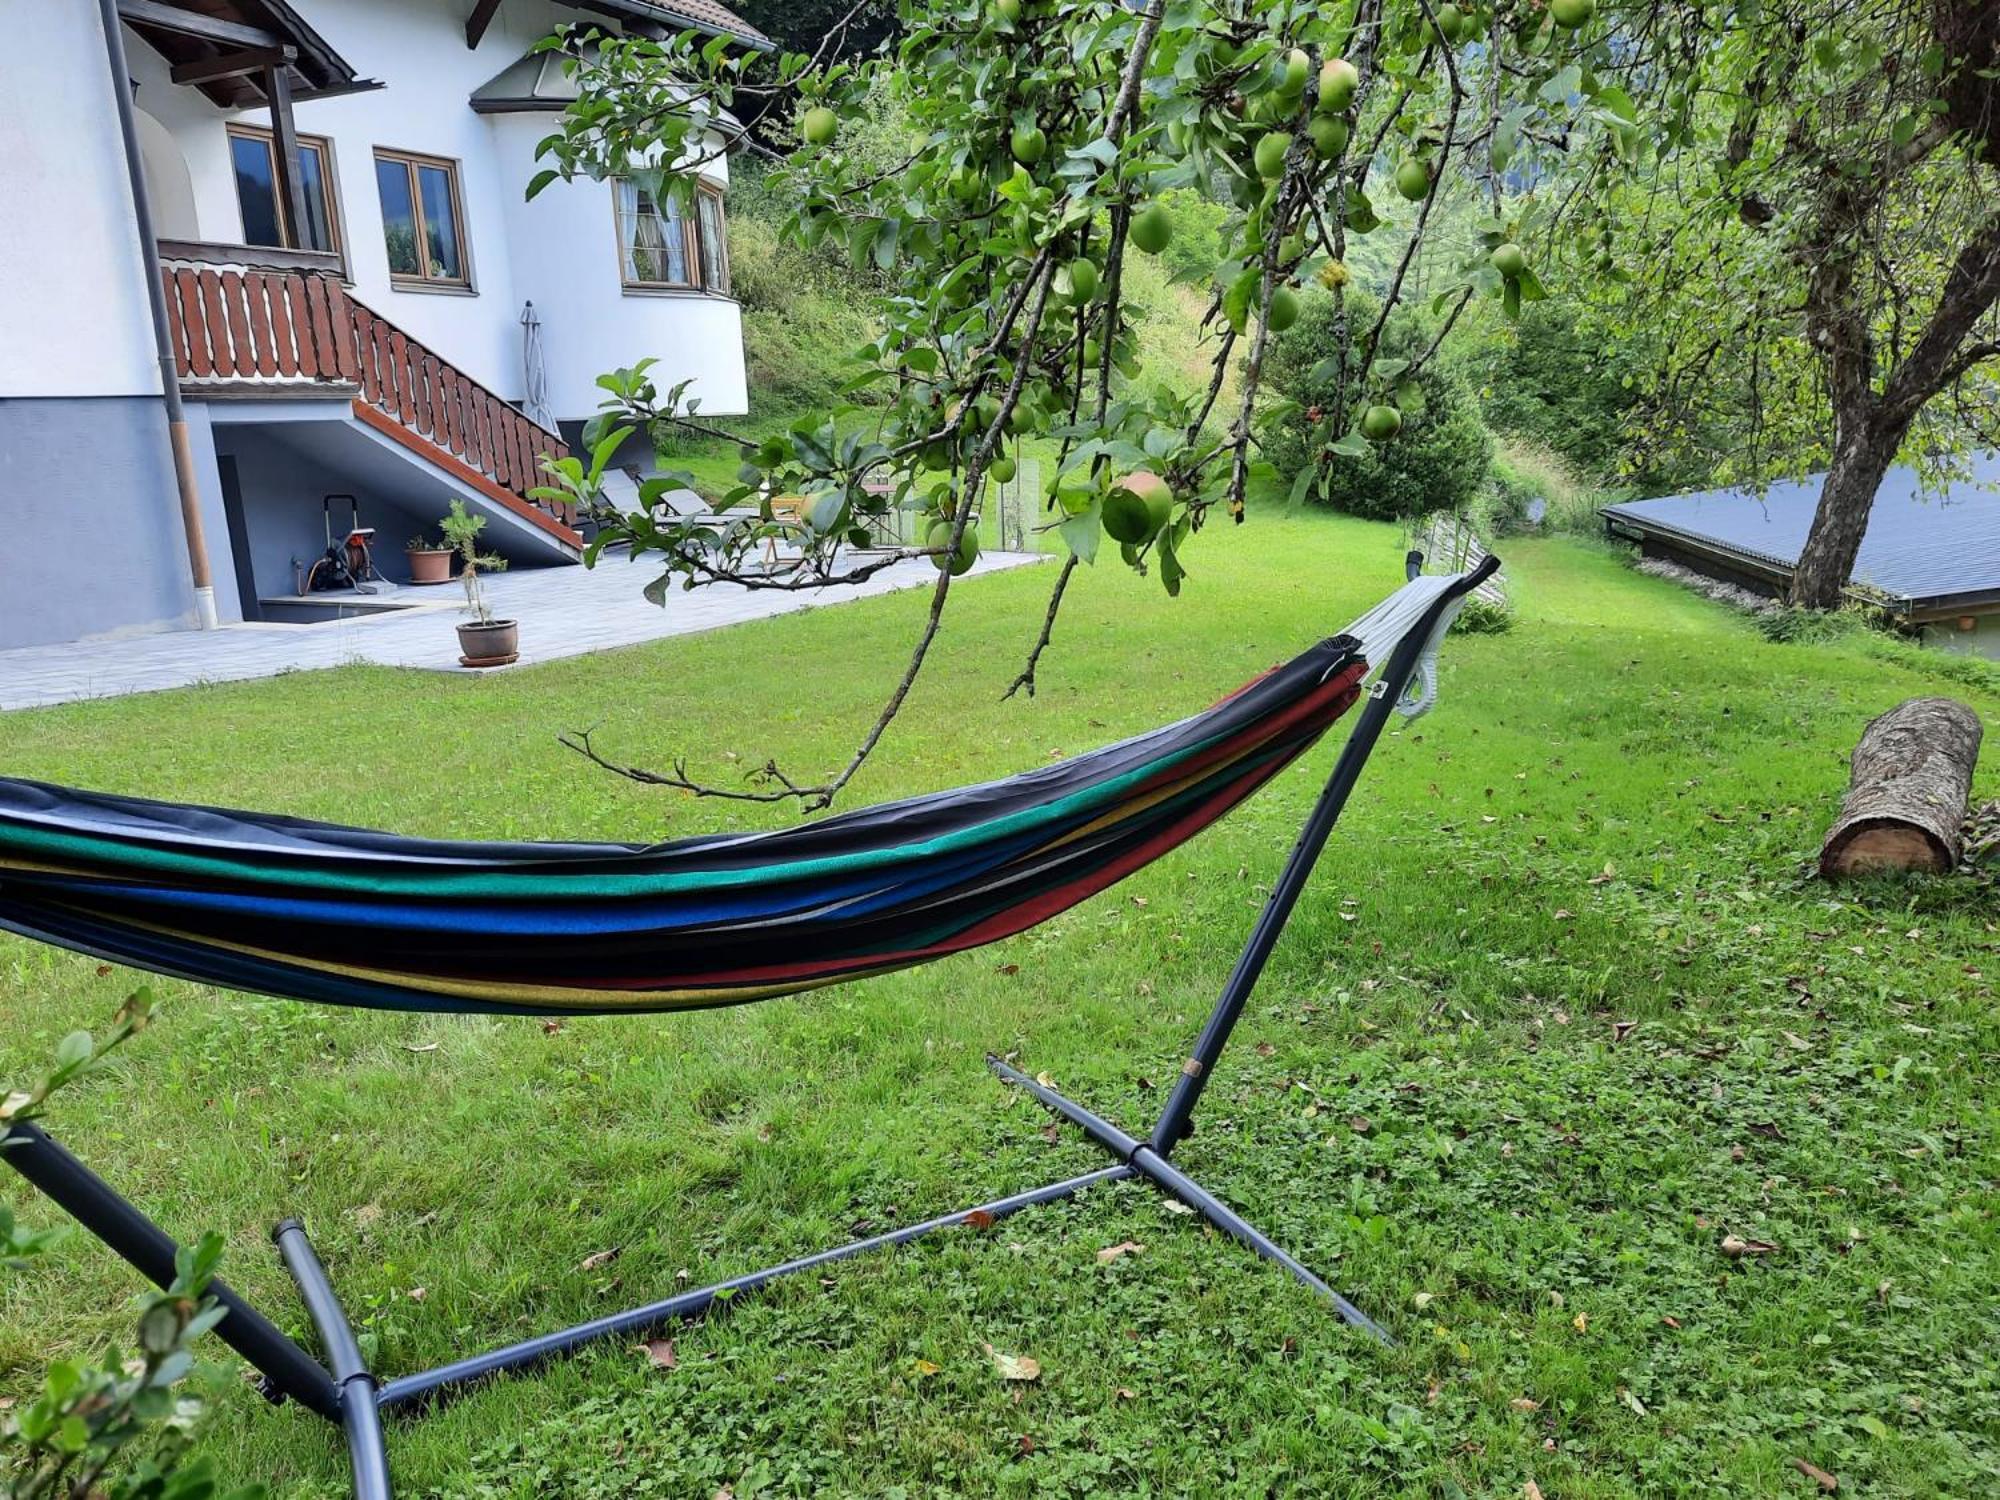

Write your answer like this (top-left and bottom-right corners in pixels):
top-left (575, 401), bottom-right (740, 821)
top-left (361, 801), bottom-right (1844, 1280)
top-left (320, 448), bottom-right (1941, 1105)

top-left (1819, 697), bottom-right (1984, 878)
top-left (1787, 420), bottom-right (1900, 609)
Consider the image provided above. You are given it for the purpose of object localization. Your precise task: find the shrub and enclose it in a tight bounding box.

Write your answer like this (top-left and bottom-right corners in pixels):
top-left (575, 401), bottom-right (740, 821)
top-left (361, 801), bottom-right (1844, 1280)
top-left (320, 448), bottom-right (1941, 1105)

top-left (1262, 291), bottom-right (1494, 522)
top-left (1449, 595), bottom-right (1514, 635)
top-left (1487, 438), bottom-right (1602, 535)
top-left (1468, 301), bottom-right (1635, 480)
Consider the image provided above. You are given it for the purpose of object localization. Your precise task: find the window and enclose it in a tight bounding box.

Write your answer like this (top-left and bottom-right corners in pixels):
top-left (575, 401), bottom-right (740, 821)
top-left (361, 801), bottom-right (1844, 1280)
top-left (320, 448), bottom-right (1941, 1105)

top-left (227, 125), bottom-right (341, 259)
top-left (373, 150), bottom-right (470, 289)
top-left (615, 178), bottom-right (730, 295)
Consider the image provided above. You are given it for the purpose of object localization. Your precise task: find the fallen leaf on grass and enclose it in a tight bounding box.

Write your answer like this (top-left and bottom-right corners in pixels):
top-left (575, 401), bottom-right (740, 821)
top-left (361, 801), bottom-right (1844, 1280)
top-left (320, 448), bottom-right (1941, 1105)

top-left (1348, 1115), bottom-right (1372, 1134)
top-left (1161, 1199), bottom-right (1194, 1216)
top-left (911, 1358), bottom-right (941, 1378)
top-left (1096, 1241), bottom-right (1145, 1265)
top-left (637, 1337), bottom-right (676, 1370)
top-left (402, 1042), bottom-right (439, 1054)
top-left (1115, 1386), bottom-right (1137, 1400)
top-left (579, 1247), bottom-right (621, 1272)
top-left (1255, 1042), bottom-right (1276, 1058)
top-left (407, 1287), bottom-right (427, 1302)
top-left (541, 1019), bottom-right (563, 1035)
top-left (983, 1344), bottom-right (1041, 1382)
top-left (1661, 1315), bottom-right (1682, 1329)
top-left (1611, 1020), bottom-right (1639, 1042)
top-left (1510, 1397), bottom-right (1541, 1412)
top-left (1572, 1312), bottom-right (1588, 1333)
top-left (1525, 1482), bottom-right (1545, 1500)
top-left (964, 1209), bottom-right (996, 1229)
top-left (1791, 1456), bottom-right (1838, 1491)
top-left (1720, 1234), bottom-right (1779, 1258)
top-left (1620, 1386), bottom-right (1648, 1416)
top-left (1040, 1123), bottom-right (1062, 1145)
top-left (995, 963), bottom-right (1020, 977)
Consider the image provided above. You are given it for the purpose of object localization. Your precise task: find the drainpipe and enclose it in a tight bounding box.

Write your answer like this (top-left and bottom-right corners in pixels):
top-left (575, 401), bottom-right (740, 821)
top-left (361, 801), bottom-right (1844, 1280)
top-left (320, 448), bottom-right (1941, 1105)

top-left (97, 0), bottom-right (219, 630)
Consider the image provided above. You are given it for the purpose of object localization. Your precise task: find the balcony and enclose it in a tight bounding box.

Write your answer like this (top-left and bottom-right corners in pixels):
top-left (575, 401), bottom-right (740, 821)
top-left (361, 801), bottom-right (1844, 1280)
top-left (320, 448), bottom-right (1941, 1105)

top-left (157, 241), bottom-right (580, 551)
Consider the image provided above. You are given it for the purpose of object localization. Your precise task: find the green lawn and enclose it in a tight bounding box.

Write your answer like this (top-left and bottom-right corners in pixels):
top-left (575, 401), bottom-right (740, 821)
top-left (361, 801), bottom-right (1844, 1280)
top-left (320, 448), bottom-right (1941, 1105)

top-left (2, 517), bottom-right (1996, 1498)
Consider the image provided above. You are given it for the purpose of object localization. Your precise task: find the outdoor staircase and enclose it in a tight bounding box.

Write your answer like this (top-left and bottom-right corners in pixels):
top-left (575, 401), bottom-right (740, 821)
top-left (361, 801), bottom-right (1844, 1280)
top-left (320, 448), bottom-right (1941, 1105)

top-left (157, 246), bottom-right (580, 553)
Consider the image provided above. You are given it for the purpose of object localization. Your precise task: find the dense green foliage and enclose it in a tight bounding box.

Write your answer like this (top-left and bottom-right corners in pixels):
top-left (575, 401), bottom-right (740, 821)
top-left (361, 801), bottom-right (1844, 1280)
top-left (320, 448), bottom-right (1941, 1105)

top-left (1467, 303), bottom-right (1636, 483)
top-left (0, 522), bottom-right (1995, 1494)
top-left (1263, 292), bottom-right (1492, 521)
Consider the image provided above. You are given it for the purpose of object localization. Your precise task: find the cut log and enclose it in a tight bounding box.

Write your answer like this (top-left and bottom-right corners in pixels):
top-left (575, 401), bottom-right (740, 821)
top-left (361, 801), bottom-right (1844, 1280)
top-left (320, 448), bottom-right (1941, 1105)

top-left (1819, 698), bottom-right (1984, 878)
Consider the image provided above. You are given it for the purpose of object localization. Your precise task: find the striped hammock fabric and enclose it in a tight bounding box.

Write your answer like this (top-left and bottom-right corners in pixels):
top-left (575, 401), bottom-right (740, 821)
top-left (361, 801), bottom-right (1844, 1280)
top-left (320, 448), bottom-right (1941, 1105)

top-left (0, 637), bottom-right (1368, 1017)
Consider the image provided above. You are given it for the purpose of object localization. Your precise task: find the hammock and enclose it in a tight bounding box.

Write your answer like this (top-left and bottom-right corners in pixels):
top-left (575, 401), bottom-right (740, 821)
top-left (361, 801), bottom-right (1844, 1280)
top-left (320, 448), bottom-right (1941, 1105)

top-left (0, 577), bottom-right (1463, 1019)
top-left (0, 563), bottom-right (1493, 1500)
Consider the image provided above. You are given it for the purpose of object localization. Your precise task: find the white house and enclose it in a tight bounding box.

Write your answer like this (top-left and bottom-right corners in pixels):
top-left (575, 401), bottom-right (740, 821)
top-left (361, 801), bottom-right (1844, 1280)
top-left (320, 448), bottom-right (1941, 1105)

top-left (0, 0), bottom-right (767, 649)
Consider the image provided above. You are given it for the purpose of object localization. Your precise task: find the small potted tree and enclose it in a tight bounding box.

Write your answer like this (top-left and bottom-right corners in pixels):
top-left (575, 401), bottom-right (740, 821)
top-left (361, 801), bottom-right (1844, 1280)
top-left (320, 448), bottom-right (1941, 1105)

top-left (440, 498), bottom-right (517, 666)
top-left (405, 531), bottom-right (454, 585)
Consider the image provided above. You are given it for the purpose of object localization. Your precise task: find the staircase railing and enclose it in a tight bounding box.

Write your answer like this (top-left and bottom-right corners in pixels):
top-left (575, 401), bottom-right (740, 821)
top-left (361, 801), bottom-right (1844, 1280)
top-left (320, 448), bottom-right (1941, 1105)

top-left (159, 248), bottom-right (577, 542)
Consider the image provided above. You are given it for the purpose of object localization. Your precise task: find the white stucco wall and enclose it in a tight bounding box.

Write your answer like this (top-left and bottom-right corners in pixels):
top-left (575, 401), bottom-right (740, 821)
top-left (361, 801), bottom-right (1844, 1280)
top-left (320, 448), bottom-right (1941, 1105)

top-left (117, 0), bottom-right (747, 421)
top-left (0, 3), bottom-right (161, 398)
top-left (489, 113), bottom-right (748, 420)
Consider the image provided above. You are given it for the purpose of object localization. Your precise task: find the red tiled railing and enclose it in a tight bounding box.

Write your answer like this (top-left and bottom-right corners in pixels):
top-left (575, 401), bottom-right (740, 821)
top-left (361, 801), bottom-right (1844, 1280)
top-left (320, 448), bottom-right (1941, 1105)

top-left (159, 248), bottom-right (578, 547)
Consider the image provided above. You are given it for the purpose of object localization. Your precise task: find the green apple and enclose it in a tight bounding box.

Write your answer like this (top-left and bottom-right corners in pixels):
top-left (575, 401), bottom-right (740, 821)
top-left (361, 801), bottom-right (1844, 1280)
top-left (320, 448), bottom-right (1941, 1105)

top-left (927, 518), bottom-right (979, 575)
top-left (1254, 131), bottom-right (1293, 180)
top-left (1010, 123), bottom-right (1047, 164)
top-left (1130, 201), bottom-right (1174, 254)
top-left (1318, 57), bottom-right (1360, 113)
top-left (1490, 241), bottom-right (1526, 278)
top-left (1308, 115), bottom-right (1350, 158)
top-left (1266, 285), bottom-right (1301, 332)
top-left (1551, 0), bottom-right (1594, 28)
top-left (1361, 403), bottom-right (1403, 441)
top-left (802, 107), bottom-right (838, 146)
top-left (1394, 157), bottom-right (1431, 202)
top-left (1277, 46), bottom-right (1310, 97)
top-left (1068, 257), bottom-right (1101, 301)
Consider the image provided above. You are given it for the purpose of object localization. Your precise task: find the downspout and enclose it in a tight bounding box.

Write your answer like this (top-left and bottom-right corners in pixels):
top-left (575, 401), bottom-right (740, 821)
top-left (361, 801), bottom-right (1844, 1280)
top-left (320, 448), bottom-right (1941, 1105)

top-left (96, 0), bottom-right (219, 629)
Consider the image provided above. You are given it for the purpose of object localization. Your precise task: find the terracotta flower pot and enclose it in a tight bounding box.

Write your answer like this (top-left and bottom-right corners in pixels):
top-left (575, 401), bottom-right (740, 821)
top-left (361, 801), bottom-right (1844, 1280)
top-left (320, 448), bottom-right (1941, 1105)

top-left (456, 619), bottom-right (519, 668)
top-left (406, 547), bottom-right (454, 585)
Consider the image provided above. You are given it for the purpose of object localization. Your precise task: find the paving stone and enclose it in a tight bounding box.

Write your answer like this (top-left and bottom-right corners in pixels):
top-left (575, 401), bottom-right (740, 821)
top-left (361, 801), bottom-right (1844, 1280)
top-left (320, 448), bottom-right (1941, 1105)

top-left (0, 554), bottom-right (1046, 712)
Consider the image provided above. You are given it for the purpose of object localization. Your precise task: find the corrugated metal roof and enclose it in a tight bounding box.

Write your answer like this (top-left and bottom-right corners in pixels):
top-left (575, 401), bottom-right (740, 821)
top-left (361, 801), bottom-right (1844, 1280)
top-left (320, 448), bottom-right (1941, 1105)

top-left (1601, 450), bottom-right (2000, 608)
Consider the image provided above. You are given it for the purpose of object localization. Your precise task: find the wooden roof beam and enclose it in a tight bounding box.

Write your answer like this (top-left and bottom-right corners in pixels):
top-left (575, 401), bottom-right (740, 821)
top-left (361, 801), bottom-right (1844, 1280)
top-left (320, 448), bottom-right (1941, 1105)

top-left (116, 0), bottom-right (280, 49)
top-left (465, 0), bottom-right (503, 48)
top-left (169, 43), bottom-right (295, 86)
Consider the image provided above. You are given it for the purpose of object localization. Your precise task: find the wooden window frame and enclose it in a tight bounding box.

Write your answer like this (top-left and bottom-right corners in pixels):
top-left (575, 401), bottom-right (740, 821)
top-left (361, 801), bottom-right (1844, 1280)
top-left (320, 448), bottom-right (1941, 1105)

top-left (373, 148), bottom-right (474, 292)
top-left (226, 123), bottom-right (346, 274)
top-left (613, 176), bottom-right (731, 297)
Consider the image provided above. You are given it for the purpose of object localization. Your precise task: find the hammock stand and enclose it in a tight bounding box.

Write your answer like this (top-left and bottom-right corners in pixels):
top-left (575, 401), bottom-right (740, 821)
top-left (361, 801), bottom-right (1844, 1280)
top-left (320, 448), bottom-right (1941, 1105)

top-left (1, 554), bottom-right (1497, 1500)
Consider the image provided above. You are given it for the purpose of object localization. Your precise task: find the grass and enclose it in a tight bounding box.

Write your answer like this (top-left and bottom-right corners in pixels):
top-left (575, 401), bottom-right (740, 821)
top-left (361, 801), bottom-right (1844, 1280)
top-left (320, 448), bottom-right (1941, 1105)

top-left (2, 517), bottom-right (1997, 1498)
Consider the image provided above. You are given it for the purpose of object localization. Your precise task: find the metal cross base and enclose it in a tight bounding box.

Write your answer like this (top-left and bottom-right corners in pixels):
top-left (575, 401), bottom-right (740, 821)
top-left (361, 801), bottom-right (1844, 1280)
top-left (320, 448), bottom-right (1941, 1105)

top-left (3, 557), bottom-right (1497, 1498)
top-left (4, 1069), bottom-right (1387, 1500)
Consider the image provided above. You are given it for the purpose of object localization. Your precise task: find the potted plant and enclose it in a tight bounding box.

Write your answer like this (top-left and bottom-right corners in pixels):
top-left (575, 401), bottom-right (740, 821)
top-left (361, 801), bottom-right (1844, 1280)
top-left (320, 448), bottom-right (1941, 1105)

top-left (439, 498), bottom-right (516, 666)
top-left (405, 531), bottom-right (454, 585)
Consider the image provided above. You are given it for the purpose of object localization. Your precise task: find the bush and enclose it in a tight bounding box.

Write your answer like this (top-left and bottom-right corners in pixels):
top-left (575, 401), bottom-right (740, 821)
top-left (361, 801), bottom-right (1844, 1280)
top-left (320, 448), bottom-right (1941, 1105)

top-left (1449, 595), bottom-right (1514, 635)
top-left (1469, 302), bottom-right (1635, 481)
top-left (1262, 291), bottom-right (1493, 522)
top-left (1486, 438), bottom-right (1602, 535)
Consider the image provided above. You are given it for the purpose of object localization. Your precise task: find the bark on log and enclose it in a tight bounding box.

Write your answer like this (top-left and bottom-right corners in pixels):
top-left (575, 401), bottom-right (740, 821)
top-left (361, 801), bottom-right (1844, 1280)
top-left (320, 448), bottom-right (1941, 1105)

top-left (1819, 698), bottom-right (1984, 878)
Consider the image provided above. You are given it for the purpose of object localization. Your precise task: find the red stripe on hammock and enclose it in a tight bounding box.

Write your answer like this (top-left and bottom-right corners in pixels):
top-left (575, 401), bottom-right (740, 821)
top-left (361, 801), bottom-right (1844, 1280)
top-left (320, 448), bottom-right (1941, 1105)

top-left (591, 660), bottom-right (1368, 990)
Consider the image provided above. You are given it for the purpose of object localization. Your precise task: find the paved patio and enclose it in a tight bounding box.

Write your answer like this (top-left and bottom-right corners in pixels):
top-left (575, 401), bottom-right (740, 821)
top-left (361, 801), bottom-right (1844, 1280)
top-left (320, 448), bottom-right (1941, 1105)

top-left (0, 551), bottom-right (1045, 712)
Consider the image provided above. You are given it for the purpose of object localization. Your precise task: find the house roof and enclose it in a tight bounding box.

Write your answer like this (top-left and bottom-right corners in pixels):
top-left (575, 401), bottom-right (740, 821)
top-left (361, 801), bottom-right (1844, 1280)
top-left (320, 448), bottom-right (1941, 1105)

top-left (1600, 450), bottom-right (2000, 611)
top-left (119, 0), bottom-right (378, 107)
top-left (470, 49), bottom-right (746, 138)
top-left (584, 0), bottom-right (775, 50)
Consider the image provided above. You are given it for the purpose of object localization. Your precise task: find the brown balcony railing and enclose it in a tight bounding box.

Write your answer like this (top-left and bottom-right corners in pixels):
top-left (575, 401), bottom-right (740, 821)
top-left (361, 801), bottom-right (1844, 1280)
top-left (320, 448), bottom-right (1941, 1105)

top-left (159, 248), bottom-right (579, 548)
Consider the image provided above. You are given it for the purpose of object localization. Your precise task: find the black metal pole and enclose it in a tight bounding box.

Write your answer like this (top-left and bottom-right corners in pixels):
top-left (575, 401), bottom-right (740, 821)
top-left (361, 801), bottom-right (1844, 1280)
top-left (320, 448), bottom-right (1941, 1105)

top-left (1148, 557), bottom-right (1499, 1154)
top-left (274, 1222), bottom-right (392, 1500)
top-left (377, 1164), bottom-right (1131, 1412)
top-left (988, 1057), bottom-right (1391, 1342)
top-left (0, 1122), bottom-right (340, 1420)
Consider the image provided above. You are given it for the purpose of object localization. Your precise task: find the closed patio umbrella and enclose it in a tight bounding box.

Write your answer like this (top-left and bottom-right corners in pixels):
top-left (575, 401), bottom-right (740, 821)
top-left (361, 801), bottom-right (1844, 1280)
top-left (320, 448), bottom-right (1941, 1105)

top-left (520, 300), bottom-right (559, 432)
